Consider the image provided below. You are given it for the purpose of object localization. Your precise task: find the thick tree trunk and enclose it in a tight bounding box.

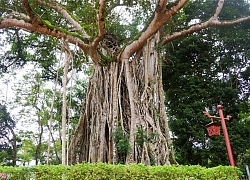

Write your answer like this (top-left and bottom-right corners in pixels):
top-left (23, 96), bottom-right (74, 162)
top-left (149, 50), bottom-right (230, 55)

top-left (69, 33), bottom-right (176, 165)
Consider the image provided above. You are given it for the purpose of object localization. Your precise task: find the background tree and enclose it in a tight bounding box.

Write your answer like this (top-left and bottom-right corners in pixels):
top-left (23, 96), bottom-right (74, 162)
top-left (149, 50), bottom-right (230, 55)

top-left (163, 0), bottom-right (250, 168)
top-left (0, 0), bottom-right (249, 165)
top-left (0, 60), bottom-right (87, 166)
top-left (0, 104), bottom-right (19, 166)
top-left (17, 130), bottom-right (39, 166)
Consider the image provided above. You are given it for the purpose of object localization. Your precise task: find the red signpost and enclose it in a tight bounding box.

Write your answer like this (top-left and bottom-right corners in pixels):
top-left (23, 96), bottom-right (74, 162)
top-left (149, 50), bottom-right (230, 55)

top-left (203, 105), bottom-right (235, 166)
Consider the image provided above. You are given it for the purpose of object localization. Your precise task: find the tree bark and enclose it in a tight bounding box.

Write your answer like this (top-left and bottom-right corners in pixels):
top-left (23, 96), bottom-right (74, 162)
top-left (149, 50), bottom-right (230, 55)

top-left (69, 32), bottom-right (176, 165)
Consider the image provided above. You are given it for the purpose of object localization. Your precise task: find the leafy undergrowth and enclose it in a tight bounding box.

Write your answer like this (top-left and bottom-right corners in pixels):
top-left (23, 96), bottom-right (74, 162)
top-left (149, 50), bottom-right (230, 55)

top-left (0, 163), bottom-right (241, 180)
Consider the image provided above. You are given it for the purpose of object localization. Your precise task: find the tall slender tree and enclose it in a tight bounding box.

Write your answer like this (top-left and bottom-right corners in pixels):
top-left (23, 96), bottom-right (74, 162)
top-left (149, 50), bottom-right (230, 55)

top-left (0, 0), bottom-right (250, 165)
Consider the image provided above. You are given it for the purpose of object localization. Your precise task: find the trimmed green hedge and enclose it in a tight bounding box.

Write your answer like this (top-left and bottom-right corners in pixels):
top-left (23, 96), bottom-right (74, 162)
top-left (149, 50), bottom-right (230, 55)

top-left (0, 163), bottom-right (241, 180)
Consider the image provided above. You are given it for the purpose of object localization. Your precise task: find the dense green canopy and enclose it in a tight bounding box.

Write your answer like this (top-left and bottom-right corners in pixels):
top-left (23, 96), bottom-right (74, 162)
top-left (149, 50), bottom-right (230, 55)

top-left (163, 0), bottom-right (250, 170)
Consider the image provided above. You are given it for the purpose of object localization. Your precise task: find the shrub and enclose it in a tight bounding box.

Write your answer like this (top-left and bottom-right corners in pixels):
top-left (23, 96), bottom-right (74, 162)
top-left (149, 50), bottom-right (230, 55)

top-left (0, 163), bottom-right (241, 180)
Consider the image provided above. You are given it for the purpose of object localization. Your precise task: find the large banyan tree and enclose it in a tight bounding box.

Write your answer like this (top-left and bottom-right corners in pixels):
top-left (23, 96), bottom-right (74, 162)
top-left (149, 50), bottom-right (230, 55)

top-left (1, 0), bottom-right (249, 165)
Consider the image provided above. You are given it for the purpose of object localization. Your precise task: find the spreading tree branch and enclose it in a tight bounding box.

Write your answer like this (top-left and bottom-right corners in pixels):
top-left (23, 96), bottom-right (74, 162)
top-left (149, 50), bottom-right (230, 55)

top-left (84, 0), bottom-right (107, 64)
top-left (162, 0), bottom-right (250, 45)
top-left (121, 0), bottom-right (188, 59)
top-left (213, 0), bottom-right (224, 20)
top-left (5, 9), bottom-right (29, 20)
top-left (35, 0), bottom-right (91, 40)
top-left (0, 0), bottom-right (105, 64)
top-left (162, 16), bottom-right (250, 45)
top-left (20, 0), bottom-right (43, 25)
top-left (92, 0), bottom-right (106, 48)
top-left (0, 18), bottom-right (90, 53)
